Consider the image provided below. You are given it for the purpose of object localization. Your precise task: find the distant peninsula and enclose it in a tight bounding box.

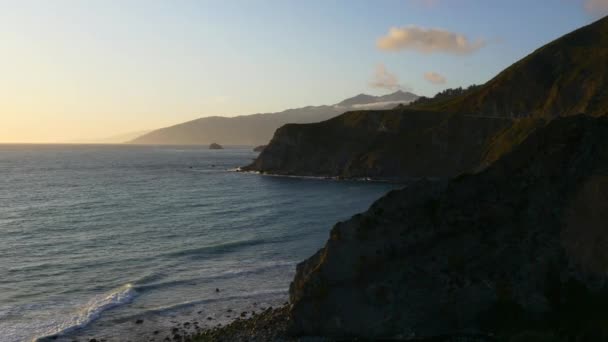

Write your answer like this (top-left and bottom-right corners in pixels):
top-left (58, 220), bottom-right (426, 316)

top-left (208, 143), bottom-right (223, 150)
top-left (127, 91), bottom-right (418, 146)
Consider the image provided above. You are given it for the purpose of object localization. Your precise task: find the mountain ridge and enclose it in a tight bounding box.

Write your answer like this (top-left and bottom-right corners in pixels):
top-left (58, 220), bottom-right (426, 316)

top-left (128, 91), bottom-right (418, 145)
top-left (245, 15), bottom-right (608, 179)
top-left (413, 15), bottom-right (608, 117)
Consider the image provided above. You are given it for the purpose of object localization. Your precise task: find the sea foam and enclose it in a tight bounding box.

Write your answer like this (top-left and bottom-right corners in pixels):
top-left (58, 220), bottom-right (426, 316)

top-left (34, 284), bottom-right (137, 341)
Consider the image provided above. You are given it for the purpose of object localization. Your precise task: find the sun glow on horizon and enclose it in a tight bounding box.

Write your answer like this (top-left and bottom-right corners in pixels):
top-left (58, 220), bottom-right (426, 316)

top-left (0, 0), bottom-right (597, 143)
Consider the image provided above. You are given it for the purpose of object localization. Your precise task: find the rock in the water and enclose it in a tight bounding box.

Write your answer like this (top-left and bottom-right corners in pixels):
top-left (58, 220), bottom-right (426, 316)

top-left (289, 115), bottom-right (608, 339)
top-left (253, 145), bottom-right (266, 152)
top-left (209, 143), bottom-right (223, 150)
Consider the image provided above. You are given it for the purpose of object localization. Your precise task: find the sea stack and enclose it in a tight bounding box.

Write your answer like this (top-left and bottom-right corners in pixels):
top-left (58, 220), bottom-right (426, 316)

top-left (253, 145), bottom-right (266, 152)
top-left (209, 143), bottom-right (223, 150)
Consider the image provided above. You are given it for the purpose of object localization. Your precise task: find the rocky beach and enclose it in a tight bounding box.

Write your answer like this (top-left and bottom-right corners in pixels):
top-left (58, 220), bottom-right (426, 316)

top-left (54, 302), bottom-right (292, 342)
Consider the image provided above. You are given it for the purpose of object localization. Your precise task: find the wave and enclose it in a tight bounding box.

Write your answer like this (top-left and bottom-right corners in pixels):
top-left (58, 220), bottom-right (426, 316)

top-left (135, 261), bottom-right (294, 292)
top-left (131, 288), bottom-right (287, 317)
top-left (162, 238), bottom-right (268, 259)
top-left (34, 284), bottom-right (137, 341)
top-left (186, 168), bottom-right (225, 173)
top-left (213, 260), bottom-right (294, 278)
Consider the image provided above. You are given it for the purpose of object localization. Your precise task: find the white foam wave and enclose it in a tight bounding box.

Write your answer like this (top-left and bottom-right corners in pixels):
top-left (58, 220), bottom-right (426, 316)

top-left (34, 284), bottom-right (137, 341)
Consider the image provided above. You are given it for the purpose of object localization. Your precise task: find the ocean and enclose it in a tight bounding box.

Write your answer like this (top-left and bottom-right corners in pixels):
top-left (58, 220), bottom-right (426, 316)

top-left (0, 145), bottom-right (397, 342)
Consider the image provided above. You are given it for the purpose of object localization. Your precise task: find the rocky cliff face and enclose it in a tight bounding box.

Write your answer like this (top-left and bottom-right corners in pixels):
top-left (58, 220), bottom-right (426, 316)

top-left (288, 115), bottom-right (608, 339)
top-left (243, 109), bottom-right (512, 179)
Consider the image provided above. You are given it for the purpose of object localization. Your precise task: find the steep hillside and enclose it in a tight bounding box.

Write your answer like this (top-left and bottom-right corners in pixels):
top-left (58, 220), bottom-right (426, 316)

top-left (243, 108), bottom-right (511, 179)
top-left (245, 16), bottom-right (608, 178)
top-left (289, 115), bottom-right (608, 339)
top-left (417, 16), bottom-right (608, 117)
top-left (129, 91), bottom-right (418, 146)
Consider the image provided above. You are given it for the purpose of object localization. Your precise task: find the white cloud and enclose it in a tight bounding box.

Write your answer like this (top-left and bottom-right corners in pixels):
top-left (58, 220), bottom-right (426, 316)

top-left (377, 26), bottom-right (486, 54)
top-left (585, 0), bottom-right (608, 14)
top-left (369, 64), bottom-right (402, 91)
top-left (424, 72), bottom-right (447, 85)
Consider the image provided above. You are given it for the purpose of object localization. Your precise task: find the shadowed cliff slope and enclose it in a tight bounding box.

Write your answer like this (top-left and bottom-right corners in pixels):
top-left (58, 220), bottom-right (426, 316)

top-left (245, 16), bottom-right (608, 178)
top-left (288, 115), bottom-right (608, 339)
top-left (244, 108), bottom-right (511, 179)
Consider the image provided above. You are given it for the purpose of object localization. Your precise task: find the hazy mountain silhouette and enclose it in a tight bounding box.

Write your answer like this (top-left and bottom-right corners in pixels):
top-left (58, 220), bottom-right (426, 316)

top-left (128, 91), bottom-right (418, 146)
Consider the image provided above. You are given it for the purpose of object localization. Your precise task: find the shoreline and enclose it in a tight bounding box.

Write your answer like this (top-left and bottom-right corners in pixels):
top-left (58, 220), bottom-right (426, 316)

top-left (40, 291), bottom-right (289, 342)
top-left (233, 168), bottom-right (417, 184)
top-left (192, 305), bottom-right (295, 342)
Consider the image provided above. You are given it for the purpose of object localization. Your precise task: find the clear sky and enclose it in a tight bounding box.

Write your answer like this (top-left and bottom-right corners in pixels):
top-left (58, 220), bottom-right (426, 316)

top-left (0, 0), bottom-right (605, 142)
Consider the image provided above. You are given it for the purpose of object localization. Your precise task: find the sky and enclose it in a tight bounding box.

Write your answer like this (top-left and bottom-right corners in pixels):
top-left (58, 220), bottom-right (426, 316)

top-left (0, 0), bottom-right (606, 143)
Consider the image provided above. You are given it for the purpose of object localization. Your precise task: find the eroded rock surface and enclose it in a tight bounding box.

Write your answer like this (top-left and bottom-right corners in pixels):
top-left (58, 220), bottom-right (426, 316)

top-left (289, 116), bottom-right (608, 339)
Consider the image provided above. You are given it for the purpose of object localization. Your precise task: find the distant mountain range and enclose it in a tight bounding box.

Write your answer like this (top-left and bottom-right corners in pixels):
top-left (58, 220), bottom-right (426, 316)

top-left (128, 91), bottom-right (418, 145)
top-left (245, 15), bottom-right (608, 179)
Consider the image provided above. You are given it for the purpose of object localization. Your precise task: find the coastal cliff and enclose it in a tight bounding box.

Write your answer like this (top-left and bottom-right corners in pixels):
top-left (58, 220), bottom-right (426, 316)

top-left (244, 16), bottom-right (608, 179)
top-left (196, 115), bottom-right (608, 342)
top-left (243, 109), bottom-right (512, 179)
top-left (288, 115), bottom-right (608, 339)
top-left (193, 16), bottom-right (608, 342)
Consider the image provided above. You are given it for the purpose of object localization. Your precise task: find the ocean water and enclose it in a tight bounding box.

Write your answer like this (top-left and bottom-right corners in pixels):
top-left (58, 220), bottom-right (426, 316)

top-left (0, 145), bottom-right (397, 342)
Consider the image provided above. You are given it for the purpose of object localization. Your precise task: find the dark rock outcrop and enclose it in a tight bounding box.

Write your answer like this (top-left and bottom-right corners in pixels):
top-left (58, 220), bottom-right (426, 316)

top-left (193, 306), bottom-right (294, 342)
top-left (288, 115), bottom-right (608, 339)
top-left (209, 143), bottom-right (223, 150)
